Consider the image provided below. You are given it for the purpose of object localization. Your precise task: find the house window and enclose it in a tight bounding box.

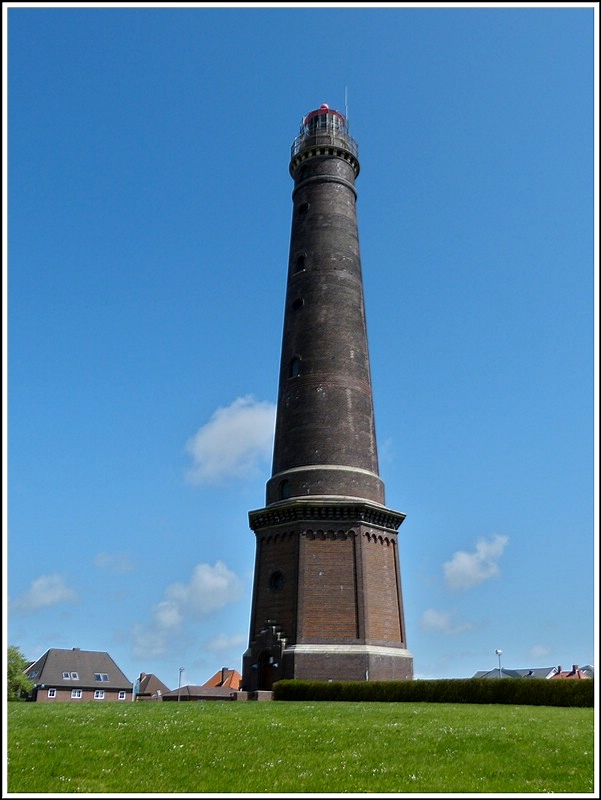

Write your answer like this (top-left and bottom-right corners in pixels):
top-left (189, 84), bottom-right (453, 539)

top-left (63, 672), bottom-right (71, 679)
top-left (70, 672), bottom-right (79, 680)
top-left (118, 691), bottom-right (126, 700)
top-left (29, 671), bottom-right (39, 679)
top-left (71, 689), bottom-right (82, 699)
top-left (94, 690), bottom-right (105, 700)
top-left (47, 688), bottom-right (56, 698)
top-left (94, 673), bottom-right (110, 682)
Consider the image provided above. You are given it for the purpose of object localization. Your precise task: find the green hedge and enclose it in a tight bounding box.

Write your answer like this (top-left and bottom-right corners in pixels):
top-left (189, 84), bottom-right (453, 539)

top-left (272, 678), bottom-right (594, 707)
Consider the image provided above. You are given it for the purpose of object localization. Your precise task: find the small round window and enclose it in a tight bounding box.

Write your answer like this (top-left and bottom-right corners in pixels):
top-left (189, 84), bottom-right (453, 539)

top-left (269, 571), bottom-right (285, 591)
top-left (292, 298), bottom-right (304, 311)
top-left (298, 201), bottom-right (310, 215)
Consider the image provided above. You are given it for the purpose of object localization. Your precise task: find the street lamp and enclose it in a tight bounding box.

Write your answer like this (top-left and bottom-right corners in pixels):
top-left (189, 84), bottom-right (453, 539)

top-left (495, 649), bottom-right (503, 678)
top-left (177, 667), bottom-right (184, 701)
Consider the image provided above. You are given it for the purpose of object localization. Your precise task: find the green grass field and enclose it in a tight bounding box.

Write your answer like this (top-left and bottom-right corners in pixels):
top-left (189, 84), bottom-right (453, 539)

top-left (7, 700), bottom-right (595, 794)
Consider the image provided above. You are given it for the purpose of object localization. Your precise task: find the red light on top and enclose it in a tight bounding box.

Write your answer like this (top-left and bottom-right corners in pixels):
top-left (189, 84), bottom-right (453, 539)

top-left (303, 103), bottom-right (346, 127)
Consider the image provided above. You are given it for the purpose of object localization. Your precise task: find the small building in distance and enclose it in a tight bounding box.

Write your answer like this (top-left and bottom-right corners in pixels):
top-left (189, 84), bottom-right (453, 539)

top-left (473, 663), bottom-right (594, 679)
top-left (549, 664), bottom-right (594, 679)
top-left (162, 667), bottom-right (242, 701)
top-left (134, 672), bottom-right (171, 700)
top-left (24, 647), bottom-right (132, 702)
top-left (203, 667), bottom-right (242, 690)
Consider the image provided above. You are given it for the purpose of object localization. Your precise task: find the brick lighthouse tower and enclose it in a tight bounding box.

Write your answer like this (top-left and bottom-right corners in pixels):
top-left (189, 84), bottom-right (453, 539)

top-left (242, 104), bottom-right (413, 690)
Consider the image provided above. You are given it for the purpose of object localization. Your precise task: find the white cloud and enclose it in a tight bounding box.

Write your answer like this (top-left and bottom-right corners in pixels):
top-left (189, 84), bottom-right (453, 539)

top-left (132, 561), bottom-right (244, 658)
top-left (529, 644), bottom-right (552, 660)
top-left (420, 608), bottom-right (473, 635)
top-left (130, 624), bottom-right (168, 658)
top-left (205, 632), bottom-right (246, 653)
top-left (443, 534), bottom-right (509, 591)
top-left (154, 599), bottom-right (183, 631)
top-left (165, 561), bottom-right (243, 620)
top-left (94, 551), bottom-right (134, 573)
top-left (378, 437), bottom-right (394, 465)
top-left (185, 395), bottom-right (276, 485)
top-left (11, 573), bottom-right (78, 615)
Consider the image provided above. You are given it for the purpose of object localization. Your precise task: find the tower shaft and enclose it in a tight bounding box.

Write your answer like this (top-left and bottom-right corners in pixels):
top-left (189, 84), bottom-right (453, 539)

top-left (243, 105), bottom-right (413, 689)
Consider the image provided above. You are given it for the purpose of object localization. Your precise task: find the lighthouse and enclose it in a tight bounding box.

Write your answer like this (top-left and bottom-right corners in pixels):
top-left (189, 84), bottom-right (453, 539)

top-left (242, 104), bottom-right (413, 689)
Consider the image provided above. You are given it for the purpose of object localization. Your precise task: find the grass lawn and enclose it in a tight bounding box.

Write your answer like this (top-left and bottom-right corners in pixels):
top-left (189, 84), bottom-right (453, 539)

top-left (7, 699), bottom-right (595, 794)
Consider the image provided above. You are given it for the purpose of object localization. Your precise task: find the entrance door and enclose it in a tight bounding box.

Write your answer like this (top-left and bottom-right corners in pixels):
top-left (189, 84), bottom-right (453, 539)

top-left (257, 651), bottom-right (275, 690)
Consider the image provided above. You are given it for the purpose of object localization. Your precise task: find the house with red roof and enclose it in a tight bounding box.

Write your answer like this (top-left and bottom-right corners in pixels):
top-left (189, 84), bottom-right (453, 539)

top-left (549, 664), bottom-right (593, 679)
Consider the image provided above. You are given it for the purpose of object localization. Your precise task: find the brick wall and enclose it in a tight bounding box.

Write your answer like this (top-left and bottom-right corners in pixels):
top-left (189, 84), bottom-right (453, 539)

top-left (299, 530), bottom-right (358, 640)
top-left (252, 530), bottom-right (299, 641)
top-left (34, 688), bottom-right (130, 702)
top-left (362, 532), bottom-right (403, 644)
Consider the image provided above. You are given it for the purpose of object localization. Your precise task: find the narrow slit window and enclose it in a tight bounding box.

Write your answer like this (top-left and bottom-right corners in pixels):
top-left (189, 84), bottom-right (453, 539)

top-left (295, 255), bottom-right (306, 272)
top-left (289, 356), bottom-right (301, 378)
top-left (269, 571), bottom-right (285, 591)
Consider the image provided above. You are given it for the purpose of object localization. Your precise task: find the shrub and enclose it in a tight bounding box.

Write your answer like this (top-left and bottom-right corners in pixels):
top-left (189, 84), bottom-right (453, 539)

top-left (7, 646), bottom-right (35, 702)
top-left (272, 677), bottom-right (593, 707)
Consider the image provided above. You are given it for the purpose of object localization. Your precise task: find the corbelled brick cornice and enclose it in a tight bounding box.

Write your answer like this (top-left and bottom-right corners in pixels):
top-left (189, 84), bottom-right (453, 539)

top-left (249, 498), bottom-right (405, 532)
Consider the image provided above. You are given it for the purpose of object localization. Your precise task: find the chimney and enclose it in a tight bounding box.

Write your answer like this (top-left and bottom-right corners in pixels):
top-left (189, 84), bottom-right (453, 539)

top-left (221, 667), bottom-right (228, 686)
top-left (572, 665), bottom-right (579, 674)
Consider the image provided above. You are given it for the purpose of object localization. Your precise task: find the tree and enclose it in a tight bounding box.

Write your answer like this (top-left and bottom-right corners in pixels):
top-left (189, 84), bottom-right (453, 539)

top-left (7, 645), bottom-right (35, 701)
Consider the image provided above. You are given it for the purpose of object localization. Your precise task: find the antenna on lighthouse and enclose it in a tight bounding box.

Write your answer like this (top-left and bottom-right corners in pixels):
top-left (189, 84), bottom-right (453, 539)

top-left (345, 86), bottom-right (349, 122)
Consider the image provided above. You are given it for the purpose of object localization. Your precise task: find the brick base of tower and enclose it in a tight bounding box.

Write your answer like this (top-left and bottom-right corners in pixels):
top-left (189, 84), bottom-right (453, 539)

top-left (242, 498), bottom-right (413, 691)
top-left (242, 643), bottom-right (413, 691)
top-left (283, 645), bottom-right (413, 681)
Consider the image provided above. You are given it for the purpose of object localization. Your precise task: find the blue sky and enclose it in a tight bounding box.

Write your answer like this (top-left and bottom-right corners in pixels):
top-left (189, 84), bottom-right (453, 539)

top-left (4, 3), bottom-right (597, 691)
